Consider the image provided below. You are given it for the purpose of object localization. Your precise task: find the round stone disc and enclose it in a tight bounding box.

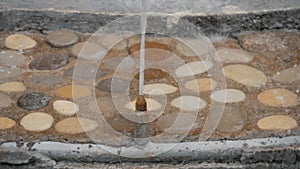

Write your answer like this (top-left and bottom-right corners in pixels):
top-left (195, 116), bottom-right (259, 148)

top-left (17, 92), bottom-right (50, 110)
top-left (184, 78), bottom-right (217, 92)
top-left (28, 74), bottom-right (63, 86)
top-left (0, 117), bottom-right (16, 130)
top-left (257, 115), bottom-right (297, 130)
top-left (0, 66), bottom-right (23, 81)
top-left (216, 107), bottom-right (245, 133)
top-left (272, 65), bottom-right (300, 84)
top-left (0, 93), bottom-right (12, 108)
top-left (176, 39), bottom-right (210, 57)
top-left (216, 48), bottom-right (254, 63)
top-left (96, 78), bottom-right (130, 93)
top-left (29, 54), bottom-right (69, 70)
top-left (5, 34), bottom-right (37, 50)
top-left (55, 85), bottom-right (91, 99)
top-left (175, 61), bottom-right (213, 77)
top-left (257, 89), bottom-right (298, 107)
top-left (171, 96), bottom-right (207, 111)
top-left (46, 29), bottom-right (79, 47)
top-left (211, 89), bottom-right (246, 103)
top-left (0, 81), bottom-right (26, 92)
top-left (143, 83), bottom-right (177, 95)
top-left (53, 100), bottom-right (79, 116)
top-left (0, 50), bottom-right (30, 67)
top-left (71, 41), bottom-right (106, 60)
top-left (20, 112), bottom-right (54, 132)
top-left (55, 117), bottom-right (98, 134)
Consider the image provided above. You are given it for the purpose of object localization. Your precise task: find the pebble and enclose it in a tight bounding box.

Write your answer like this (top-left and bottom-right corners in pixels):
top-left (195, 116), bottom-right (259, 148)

top-left (125, 98), bottom-right (161, 111)
top-left (210, 89), bottom-right (246, 103)
top-left (216, 48), bottom-right (254, 63)
top-left (28, 74), bottom-right (63, 86)
top-left (143, 83), bottom-right (177, 95)
top-left (0, 93), bottom-right (12, 108)
top-left (272, 65), bottom-right (300, 84)
top-left (0, 81), bottom-right (26, 92)
top-left (0, 66), bottom-right (23, 81)
top-left (46, 29), bottom-right (79, 47)
top-left (224, 64), bottom-right (267, 87)
top-left (5, 34), bottom-right (37, 50)
top-left (0, 50), bottom-right (30, 67)
top-left (71, 41), bottom-right (106, 60)
top-left (17, 92), bottom-right (49, 110)
top-left (55, 85), bottom-right (91, 99)
top-left (171, 96), bottom-right (207, 111)
top-left (184, 78), bottom-right (217, 92)
top-left (135, 68), bottom-right (168, 81)
top-left (96, 78), bottom-right (129, 93)
top-left (97, 34), bottom-right (127, 50)
top-left (63, 63), bottom-right (107, 80)
top-left (176, 39), bottom-right (210, 57)
top-left (175, 61), bottom-right (213, 77)
top-left (216, 107), bottom-right (245, 133)
top-left (129, 42), bottom-right (170, 61)
top-left (20, 112), bottom-right (54, 132)
top-left (257, 115), bottom-right (298, 130)
top-left (88, 97), bottom-right (117, 118)
top-left (104, 56), bottom-right (136, 71)
top-left (55, 117), bottom-right (98, 134)
top-left (53, 100), bottom-right (79, 116)
top-left (29, 54), bottom-right (69, 70)
top-left (0, 117), bottom-right (16, 130)
top-left (257, 89), bottom-right (298, 107)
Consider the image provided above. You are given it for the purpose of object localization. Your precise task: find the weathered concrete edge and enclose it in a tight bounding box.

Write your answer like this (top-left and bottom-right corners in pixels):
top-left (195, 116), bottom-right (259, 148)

top-left (0, 7), bottom-right (299, 35)
top-left (1, 136), bottom-right (299, 164)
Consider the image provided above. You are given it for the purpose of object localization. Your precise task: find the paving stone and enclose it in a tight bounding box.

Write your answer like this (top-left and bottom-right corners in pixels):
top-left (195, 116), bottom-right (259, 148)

top-left (71, 41), bottom-right (106, 60)
top-left (97, 34), bottom-right (127, 50)
top-left (257, 89), bottom-right (298, 107)
top-left (257, 115), bottom-right (298, 130)
top-left (184, 78), bottom-right (217, 92)
top-left (55, 85), bottom-right (91, 99)
top-left (176, 39), bottom-right (210, 57)
top-left (17, 92), bottom-right (50, 110)
top-left (55, 117), bottom-right (98, 134)
top-left (63, 63), bottom-right (107, 80)
top-left (29, 54), bottom-right (69, 70)
top-left (0, 150), bottom-right (34, 165)
top-left (135, 68), bottom-right (168, 81)
top-left (96, 78), bottom-right (130, 93)
top-left (143, 83), bottom-right (177, 95)
top-left (0, 66), bottom-right (23, 81)
top-left (5, 34), bottom-right (37, 50)
top-left (46, 29), bottom-right (79, 47)
top-left (125, 98), bottom-right (161, 111)
top-left (53, 100), bottom-right (79, 116)
top-left (129, 42), bottom-right (170, 61)
top-left (0, 50), bottom-right (30, 67)
top-left (20, 112), bottom-right (54, 132)
top-left (28, 74), bottom-right (64, 86)
top-left (216, 48), bottom-right (254, 63)
top-left (175, 61), bottom-right (213, 77)
top-left (0, 81), bottom-right (26, 92)
top-left (103, 56), bottom-right (136, 71)
top-left (224, 64), bottom-right (267, 87)
top-left (216, 107), bottom-right (245, 133)
top-left (171, 96), bottom-right (207, 111)
top-left (0, 117), bottom-right (16, 130)
top-left (210, 89), bottom-right (246, 103)
top-left (272, 65), bottom-right (300, 84)
top-left (0, 93), bottom-right (12, 108)
top-left (88, 97), bottom-right (117, 118)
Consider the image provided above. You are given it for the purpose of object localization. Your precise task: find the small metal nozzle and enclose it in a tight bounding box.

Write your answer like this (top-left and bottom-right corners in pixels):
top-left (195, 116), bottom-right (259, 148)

top-left (135, 95), bottom-right (147, 111)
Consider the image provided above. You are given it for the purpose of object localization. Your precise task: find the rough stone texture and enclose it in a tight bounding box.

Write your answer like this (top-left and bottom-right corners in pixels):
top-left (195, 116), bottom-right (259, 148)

top-left (0, 50), bottom-right (30, 67)
top-left (216, 106), bottom-right (245, 133)
top-left (28, 74), bottom-right (64, 86)
top-left (272, 65), bottom-right (300, 84)
top-left (29, 54), bottom-right (69, 70)
top-left (0, 66), bottom-right (23, 81)
top-left (63, 64), bottom-right (107, 80)
top-left (0, 93), bottom-right (12, 108)
top-left (17, 92), bottom-right (50, 110)
top-left (96, 78), bottom-right (129, 93)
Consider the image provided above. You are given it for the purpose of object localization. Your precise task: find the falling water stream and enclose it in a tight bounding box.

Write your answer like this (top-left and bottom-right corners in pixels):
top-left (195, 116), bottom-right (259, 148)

top-left (139, 0), bottom-right (147, 96)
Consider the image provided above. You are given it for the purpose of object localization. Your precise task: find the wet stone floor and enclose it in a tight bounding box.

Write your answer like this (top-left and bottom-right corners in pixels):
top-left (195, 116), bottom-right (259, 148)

top-left (0, 29), bottom-right (299, 146)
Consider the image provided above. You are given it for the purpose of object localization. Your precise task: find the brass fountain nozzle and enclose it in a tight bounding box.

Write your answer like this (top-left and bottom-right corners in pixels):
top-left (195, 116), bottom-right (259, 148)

top-left (135, 95), bottom-right (147, 111)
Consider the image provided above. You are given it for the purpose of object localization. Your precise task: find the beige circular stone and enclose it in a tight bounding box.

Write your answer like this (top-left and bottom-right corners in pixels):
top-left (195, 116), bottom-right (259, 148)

top-left (55, 85), bottom-right (91, 99)
top-left (97, 34), bottom-right (127, 50)
top-left (53, 100), bottom-right (79, 116)
top-left (71, 41), bottom-right (106, 60)
top-left (224, 64), bottom-right (267, 87)
top-left (0, 81), bottom-right (26, 92)
top-left (211, 89), bottom-right (246, 103)
top-left (55, 117), bottom-right (98, 134)
top-left (216, 48), bottom-right (254, 63)
top-left (125, 98), bottom-right (161, 111)
top-left (171, 96), bottom-right (207, 111)
top-left (184, 78), bottom-right (217, 92)
top-left (257, 115), bottom-right (298, 130)
top-left (5, 34), bottom-right (37, 50)
top-left (257, 89), bottom-right (298, 107)
top-left (176, 39), bottom-right (210, 57)
top-left (20, 112), bottom-right (54, 132)
top-left (46, 29), bottom-right (79, 47)
top-left (175, 61), bottom-right (213, 77)
top-left (272, 65), bottom-right (300, 84)
top-left (143, 83), bottom-right (177, 95)
top-left (0, 93), bottom-right (12, 108)
top-left (0, 117), bottom-right (16, 130)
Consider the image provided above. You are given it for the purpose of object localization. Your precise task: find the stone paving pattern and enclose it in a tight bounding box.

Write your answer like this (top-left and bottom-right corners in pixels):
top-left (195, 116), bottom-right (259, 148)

top-left (0, 30), bottom-right (299, 145)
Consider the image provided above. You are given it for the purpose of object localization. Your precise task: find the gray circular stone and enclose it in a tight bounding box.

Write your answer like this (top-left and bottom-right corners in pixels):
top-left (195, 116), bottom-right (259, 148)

top-left (0, 50), bottom-right (30, 67)
top-left (28, 74), bottom-right (64, 86)
top-left (63, 63), bottom-right (107, 80)
top-left (17, 92), bottom-right (50, 110)
top-left (46, 29), bottom-right (79, 47)
top-left (0, 93), bottom-right (12, 108)
top-left (29, 54), bottom-right (69, 70)
top-left (216, 107), bottom-right (245, 133)
top-left (96, 78), bottom-right (129, 93)
top-left (0, 66), bottom-right (23, 81)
